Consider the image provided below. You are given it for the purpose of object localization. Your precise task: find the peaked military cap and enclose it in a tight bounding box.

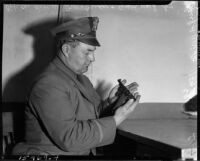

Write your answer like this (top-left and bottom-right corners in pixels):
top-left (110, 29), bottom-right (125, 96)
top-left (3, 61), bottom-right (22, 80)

top-left (51, 17), bottom-right (100, 47)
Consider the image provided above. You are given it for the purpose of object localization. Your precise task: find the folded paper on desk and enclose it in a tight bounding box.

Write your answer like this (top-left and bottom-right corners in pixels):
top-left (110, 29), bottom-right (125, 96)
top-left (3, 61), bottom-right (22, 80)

top-left (182, 148), bottom-right (197, 160)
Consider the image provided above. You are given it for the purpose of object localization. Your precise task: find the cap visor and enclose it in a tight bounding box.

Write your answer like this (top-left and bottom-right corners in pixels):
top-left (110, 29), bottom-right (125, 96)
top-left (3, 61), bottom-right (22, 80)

top-left (77, 37), bottom-right (100, 47)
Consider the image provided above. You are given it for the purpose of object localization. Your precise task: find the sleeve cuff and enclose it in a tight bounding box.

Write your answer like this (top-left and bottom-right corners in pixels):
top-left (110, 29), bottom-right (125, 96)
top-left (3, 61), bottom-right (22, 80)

top-left (94, 116), bottom-right (117, 147)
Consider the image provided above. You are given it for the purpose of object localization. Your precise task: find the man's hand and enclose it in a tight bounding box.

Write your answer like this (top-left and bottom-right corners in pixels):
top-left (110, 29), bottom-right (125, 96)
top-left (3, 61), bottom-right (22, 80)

top-left (108, 79), bottom-right (139, 104)
top-left (113, 93), bottom-right (141, 126)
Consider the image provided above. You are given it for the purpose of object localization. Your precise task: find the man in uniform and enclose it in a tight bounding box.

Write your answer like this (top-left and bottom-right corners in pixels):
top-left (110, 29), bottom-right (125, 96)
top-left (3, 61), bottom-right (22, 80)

top-left (12, 17), bottom-right (140, 155)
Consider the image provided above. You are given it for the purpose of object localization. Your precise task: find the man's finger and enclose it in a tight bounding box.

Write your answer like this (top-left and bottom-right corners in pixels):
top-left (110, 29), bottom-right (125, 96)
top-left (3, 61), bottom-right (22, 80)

top-left (128, 95), bottom-right (140, 111)
top-left (129, 87), bottom-right (138, 93)
top-left (127, 82), bottom-right (139, 88)
top-left (133, 92), bottom-right (139, 98)
top-left (135, 95), bottom-right (141, 103)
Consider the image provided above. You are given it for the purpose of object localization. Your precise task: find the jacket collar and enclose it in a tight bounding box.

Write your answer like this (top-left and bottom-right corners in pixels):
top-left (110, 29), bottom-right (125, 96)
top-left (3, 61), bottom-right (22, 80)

top-left (52, 55), bottom-right (78, 80)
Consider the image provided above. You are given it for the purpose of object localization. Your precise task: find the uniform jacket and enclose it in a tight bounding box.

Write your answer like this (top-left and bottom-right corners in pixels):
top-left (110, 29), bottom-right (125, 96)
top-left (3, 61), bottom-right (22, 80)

top-left (13, 56), bottom-right (116, 155)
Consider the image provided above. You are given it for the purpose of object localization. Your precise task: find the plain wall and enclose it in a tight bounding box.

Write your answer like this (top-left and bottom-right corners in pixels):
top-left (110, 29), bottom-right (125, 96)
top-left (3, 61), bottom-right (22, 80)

top-left (2, 2), bottom-right (197, 103)
top-left (89, 3), bottom-right (197, 102)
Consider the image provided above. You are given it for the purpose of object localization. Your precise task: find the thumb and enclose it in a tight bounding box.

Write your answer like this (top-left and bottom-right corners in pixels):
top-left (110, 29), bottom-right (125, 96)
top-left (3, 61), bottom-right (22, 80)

top-left (124, 98), bottom-right (134, 107)
top-left (121, 79), bottom-right (127, 85)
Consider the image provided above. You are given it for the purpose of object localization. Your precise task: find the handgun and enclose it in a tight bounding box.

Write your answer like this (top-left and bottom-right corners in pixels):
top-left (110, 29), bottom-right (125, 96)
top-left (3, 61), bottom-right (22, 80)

top-left (111, 79), bottom-right (136, 112)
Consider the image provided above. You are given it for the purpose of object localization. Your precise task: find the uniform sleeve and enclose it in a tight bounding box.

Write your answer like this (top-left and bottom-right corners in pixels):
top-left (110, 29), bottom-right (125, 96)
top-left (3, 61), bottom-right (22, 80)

top-left (29, 77), bottom-right (116, 152)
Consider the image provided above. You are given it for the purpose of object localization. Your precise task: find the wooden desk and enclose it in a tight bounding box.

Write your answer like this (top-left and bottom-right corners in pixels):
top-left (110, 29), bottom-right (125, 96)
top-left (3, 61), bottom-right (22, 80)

top-left (118, 103), bottom-right (197, 160)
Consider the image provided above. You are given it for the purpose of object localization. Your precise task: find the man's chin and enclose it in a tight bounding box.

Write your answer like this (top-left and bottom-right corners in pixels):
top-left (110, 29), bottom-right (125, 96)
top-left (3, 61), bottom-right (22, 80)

top-left (80, 67), bottom-right (88, 74)
top-left (84, 69), bottom-right (88, 73)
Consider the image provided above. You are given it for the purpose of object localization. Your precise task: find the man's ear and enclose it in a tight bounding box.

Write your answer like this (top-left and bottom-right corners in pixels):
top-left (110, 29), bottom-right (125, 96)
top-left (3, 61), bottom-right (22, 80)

top-left (61, 43), bottom-right (70, 57)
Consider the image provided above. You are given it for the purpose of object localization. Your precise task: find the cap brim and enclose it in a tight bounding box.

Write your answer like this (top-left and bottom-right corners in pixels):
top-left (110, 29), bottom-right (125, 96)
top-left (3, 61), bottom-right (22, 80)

top-left (76, 37), bottom-right (100, 47)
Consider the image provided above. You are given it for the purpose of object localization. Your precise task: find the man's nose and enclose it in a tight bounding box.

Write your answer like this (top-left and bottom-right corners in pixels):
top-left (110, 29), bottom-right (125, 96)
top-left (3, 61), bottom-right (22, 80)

top-left (89, 53), bottom-right (95, 62)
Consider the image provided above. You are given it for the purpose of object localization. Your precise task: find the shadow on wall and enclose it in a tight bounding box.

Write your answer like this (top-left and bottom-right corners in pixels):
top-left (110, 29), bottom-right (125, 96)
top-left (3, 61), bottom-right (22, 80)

top-left (3, 18), bottom-right (59, 102)
top-left (95, 79), bottom-right (112, 100)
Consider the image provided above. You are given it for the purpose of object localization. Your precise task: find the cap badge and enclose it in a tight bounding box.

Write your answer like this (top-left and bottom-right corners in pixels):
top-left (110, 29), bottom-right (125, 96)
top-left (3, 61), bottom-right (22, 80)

top-left (92, 18), bottom-right (99, 31)
top-left (70, 33), bottom-right (85, 38)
